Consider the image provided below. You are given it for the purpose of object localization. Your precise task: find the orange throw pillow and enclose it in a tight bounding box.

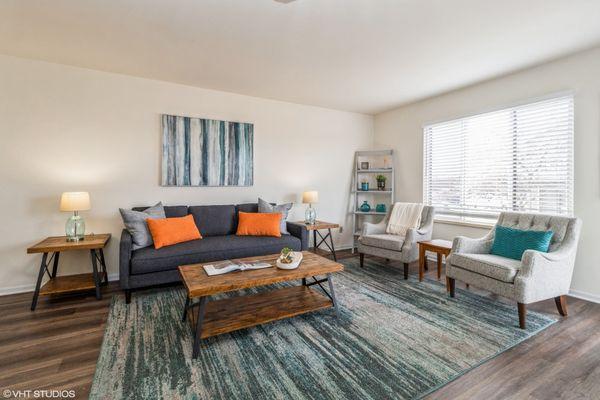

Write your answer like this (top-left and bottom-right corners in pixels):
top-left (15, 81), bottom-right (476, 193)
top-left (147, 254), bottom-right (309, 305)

top-left (236, 212), bottom-right (282, 237)
top-left (146, 214), bottom-right (202, 249)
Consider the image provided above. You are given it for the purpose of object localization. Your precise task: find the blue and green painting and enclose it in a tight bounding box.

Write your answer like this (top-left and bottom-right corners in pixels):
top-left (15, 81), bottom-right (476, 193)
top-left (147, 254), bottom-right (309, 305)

top-left (161, 114), bottom-right (254, 186)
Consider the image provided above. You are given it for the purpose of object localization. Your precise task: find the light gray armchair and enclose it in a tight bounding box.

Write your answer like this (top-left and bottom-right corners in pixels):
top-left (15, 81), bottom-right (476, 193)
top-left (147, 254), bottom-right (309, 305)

top-left (358, 206), bottom-right (435, 279)
top-left (446, 212), bottom-right (582, 329)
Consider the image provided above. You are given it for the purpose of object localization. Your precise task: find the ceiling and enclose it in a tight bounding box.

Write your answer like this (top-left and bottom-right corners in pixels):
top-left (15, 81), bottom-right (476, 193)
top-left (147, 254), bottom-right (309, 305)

top-left (1, 0), bottom-right (600, 114)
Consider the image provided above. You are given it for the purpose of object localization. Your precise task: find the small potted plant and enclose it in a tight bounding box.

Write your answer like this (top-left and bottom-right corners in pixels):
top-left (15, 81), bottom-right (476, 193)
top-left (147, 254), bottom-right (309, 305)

top-left (360, 179), bottom-right (369, 191)
top-left (277, 247), bottom-right (303, 270)
top-left (376, 175), bottom-right (387, 190)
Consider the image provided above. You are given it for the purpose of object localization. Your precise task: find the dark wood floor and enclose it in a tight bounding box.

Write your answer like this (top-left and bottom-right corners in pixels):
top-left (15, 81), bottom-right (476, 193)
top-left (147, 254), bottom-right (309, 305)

top-left (1, 250), bottom-right (599, 399)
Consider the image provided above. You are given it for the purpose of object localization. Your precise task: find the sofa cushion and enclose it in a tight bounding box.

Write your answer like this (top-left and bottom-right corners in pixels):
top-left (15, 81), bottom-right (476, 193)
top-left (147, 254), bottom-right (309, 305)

top-left (130, 234), bottom-right (301, 275)
top-left (258, 198), bottom-right (293, 235)
top-left (359, 234), bottom-right (404, 251)
top-left (189, 205), bottom-right (236, 237)
top-left (490, 225), bottom-right (553, 260)
top-left (449, 253), bottom-right (522, 283)
top-left (132, 205), bottom-right (188, 218)
top-left (120, 202), bottom-right (166, 250)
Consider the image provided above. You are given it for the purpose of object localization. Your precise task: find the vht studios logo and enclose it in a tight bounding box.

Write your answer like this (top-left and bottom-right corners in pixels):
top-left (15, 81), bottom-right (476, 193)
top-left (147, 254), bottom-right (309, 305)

top-left (2, 389), bottom-right (76, 398)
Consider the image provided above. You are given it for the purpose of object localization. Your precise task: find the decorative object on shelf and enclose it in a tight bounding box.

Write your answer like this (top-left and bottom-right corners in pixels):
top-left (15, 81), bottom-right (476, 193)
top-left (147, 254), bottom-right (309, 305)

top-left (376, 204), bottom-right (387, 213)
top-left (376, 174), bottom-right (387, 190)
top-left (276, 247), bottom-right (303, 270)
top-left (60, 192), bottom-right (91, 242)
top-left (359, 201), bottom-right (371, 212)
top-left (303, 191), bottom-right (318, 224)
top-left (161, 114), bottom-right (254, 186)
top-left (360, 161), bottom-right (369, 170)
top-left (383, 155), bottom-right (392, 169)
top-left (360, 179), bottom-right (369, 191)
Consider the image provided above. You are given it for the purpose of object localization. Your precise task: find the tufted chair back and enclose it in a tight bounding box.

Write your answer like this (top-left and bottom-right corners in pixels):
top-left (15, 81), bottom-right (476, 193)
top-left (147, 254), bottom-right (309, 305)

top-left (495, 212), bottom-right (579, 252)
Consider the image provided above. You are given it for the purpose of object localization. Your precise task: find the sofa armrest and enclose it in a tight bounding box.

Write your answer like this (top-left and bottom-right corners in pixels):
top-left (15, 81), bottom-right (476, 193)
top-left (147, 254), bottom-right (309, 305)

top-left (119, 229), bottom-right (133, 290)
top-left (287, 222), bottom-right (309, 251)
top-left (451, 234), bottom-right (493, 255)
top-left (402, 226), bottom-right (433, 252)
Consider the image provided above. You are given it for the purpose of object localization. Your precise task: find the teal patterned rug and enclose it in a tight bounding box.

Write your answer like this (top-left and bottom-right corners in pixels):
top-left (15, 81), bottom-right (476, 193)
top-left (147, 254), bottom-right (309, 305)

top-left (90, 258), bottom-right (556, 399)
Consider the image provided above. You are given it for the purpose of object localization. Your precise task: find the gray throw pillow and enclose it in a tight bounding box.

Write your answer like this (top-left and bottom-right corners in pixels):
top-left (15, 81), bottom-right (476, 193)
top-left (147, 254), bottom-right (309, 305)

top-left (258, 198), bottom-right (293, 235)
top-left (119, 202), bottom-right (166, 249)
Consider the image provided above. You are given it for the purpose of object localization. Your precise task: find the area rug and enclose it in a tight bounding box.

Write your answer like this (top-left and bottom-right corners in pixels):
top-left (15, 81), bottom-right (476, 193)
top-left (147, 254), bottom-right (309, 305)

top-left (90, 258), bottom-right (556, 399)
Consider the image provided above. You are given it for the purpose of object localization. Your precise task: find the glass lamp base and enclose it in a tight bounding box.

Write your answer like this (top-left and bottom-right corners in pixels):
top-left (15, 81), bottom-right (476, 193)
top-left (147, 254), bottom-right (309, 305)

top-left (66, 214), bottom-right (85, 242)
top-left (305, 206), bottom-right (317, 225)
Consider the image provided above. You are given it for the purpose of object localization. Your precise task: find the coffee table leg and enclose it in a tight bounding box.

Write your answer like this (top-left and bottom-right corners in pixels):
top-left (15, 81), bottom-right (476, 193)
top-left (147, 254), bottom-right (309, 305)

top-left (192, 296), bottom-right (208, 359)
top-left (327, 273), bottom-right (340, 318)
top-left (182, 296), bottom-right (190, 322)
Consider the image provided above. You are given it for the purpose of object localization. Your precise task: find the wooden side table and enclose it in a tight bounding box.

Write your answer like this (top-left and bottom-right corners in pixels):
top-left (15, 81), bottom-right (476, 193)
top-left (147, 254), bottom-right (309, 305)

top-left (293, 221), bottom-right (339, 261)
top-left (27, 234), bottom-right (111, 310)
top-left (418, 239), bottom-right (452, 288)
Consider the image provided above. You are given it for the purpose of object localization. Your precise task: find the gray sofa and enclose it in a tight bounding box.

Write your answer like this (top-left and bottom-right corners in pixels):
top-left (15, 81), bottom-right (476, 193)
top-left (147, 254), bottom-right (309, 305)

top-left (119, 203), bottom-right (309, 303)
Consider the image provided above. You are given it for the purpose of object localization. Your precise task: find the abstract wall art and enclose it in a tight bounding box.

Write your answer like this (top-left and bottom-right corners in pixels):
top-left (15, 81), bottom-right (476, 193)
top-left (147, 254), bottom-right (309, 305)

top-left (161, 114), bottom-right (254, 186)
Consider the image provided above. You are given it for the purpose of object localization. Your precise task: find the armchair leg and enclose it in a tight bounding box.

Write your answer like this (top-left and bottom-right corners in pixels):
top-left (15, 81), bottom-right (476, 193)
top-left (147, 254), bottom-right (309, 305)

top-left (359, 253), bottom-right (364, 268)
top-left (555, 295), bottom-right (568, 316)
top-left (125, 289), bottom-right (132, 304)
top-left (518, 303), bottom-right (527, 329)
top-left (403, 263), bottom-right (408, 280)
top-left (448, 278), bottom-right (455, 297)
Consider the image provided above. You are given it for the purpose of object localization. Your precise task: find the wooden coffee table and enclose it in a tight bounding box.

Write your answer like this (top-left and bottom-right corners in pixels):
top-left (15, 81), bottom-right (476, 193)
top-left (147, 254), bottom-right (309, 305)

top-left (179, 251), bottom-right (343, 358)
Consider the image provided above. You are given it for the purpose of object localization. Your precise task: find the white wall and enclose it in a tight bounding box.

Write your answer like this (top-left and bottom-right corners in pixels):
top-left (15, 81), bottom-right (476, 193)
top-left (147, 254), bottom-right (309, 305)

top-left (374, 46), bottom-right (600, 302)
top-left (0, 54), bottom-right (373, 294)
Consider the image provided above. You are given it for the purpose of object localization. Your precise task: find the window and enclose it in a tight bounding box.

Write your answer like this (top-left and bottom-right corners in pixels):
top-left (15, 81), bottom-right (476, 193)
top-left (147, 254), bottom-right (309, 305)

top-left (423, 95), bottom-right (574, 222)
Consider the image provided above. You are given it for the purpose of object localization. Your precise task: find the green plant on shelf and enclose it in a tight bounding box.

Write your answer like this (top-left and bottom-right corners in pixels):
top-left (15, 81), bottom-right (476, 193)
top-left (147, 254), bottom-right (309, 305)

top-left (375, 175), bottom-right (387, 182)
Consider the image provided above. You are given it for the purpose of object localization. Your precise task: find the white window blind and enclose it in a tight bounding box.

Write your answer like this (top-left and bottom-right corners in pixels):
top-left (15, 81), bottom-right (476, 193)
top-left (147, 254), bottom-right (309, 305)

top-left (423, 95), bottom-right (574, 220)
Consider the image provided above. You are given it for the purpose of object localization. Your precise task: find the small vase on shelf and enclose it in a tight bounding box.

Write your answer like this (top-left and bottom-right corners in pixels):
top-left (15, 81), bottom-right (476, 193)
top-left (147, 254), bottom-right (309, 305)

top-left (359, 201), bottom-right (371, 212)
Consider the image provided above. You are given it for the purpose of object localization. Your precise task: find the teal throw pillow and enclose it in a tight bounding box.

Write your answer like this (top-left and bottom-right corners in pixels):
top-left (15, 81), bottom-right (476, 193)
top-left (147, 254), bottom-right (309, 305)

top-left (490, 225), bottom-right (554, 261)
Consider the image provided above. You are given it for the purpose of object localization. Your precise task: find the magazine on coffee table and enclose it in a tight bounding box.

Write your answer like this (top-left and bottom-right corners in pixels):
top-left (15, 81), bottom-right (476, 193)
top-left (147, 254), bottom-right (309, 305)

top-left (203, 260), bottom-right (273, 276)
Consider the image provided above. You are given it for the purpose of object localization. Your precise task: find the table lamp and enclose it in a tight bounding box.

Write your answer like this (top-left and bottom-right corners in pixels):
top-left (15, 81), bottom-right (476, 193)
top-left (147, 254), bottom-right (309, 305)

top-left (60, 192), bottom-right (91, 242)
top-left (302, 191), bottom-right (318, 225)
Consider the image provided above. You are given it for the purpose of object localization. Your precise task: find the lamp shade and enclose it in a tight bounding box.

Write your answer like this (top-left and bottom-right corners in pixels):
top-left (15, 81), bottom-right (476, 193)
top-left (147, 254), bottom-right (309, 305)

top-left (60, 192), bottom-right (91, 212)
top-left (302, 191), bottom-right (319, 204)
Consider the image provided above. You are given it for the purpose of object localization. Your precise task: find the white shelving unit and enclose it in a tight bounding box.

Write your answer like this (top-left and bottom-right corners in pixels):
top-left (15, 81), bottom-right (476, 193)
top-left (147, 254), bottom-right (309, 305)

top-left (351, 150), bottom-right (395, 250)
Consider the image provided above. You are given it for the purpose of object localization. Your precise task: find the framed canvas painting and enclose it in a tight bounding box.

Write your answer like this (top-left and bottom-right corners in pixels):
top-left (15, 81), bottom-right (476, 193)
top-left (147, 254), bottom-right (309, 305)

top-left (161, 114), bottom-right (254, 186)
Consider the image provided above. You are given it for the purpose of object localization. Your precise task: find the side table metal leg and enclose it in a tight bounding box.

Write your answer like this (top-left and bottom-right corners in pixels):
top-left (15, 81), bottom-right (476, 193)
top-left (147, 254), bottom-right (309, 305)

top-left (192, 296), bottom-right (208, 359)
top-left (99, 249), bottom-right (108, 285)
top-left (328, 228), bottom-right (337, 261)
top-left (327, 273), bottom-right (340, 318)
top-left (51, 252), bottom-right (60, 278)
top-left (90, 250), bottom-right (102, 300)
top-left (31, 252), bottom-right (48, 311)
top-left (313, 230), bottom-right (317, 253)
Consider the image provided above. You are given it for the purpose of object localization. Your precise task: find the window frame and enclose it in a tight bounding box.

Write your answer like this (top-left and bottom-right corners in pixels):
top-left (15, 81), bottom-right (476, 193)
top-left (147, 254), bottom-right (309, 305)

top-left (422, 91), bottom-right (575, 225)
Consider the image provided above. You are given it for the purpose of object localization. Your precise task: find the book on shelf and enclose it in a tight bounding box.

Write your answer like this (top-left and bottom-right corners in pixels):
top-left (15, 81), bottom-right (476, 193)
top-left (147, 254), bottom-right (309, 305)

top-left (203, 260), bottom-right (272, 276)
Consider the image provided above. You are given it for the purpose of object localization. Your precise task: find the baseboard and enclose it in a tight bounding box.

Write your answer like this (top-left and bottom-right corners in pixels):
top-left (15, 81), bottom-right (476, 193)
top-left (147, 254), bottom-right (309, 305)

top-left (569, 289), bottom-right (600, 304)
top-left (0, 273), bottom-right (120, 296)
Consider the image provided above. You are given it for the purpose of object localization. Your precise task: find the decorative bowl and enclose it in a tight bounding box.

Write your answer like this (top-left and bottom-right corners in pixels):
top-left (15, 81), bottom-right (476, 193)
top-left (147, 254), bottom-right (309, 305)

top-left (276, 251), bottom-right (303, 270)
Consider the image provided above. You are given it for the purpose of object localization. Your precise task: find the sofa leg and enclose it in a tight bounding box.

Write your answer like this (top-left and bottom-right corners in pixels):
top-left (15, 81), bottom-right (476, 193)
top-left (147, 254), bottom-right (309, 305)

top-left (555, 295), bottom-right (568, 316)
top-left (359, 253), bottom-right (364, 268)
top-left (125, 289), bottom-right (132, 304)
top-left (448, 278), bottom-right (455, 297)
top-left (403, 263), bottom-right (408, 280)
top-left (518, 303), bottom-right (527, 329)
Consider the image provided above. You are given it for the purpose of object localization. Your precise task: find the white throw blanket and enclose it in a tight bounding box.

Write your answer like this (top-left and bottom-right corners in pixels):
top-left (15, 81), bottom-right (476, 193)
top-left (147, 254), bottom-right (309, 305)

top-left (386, 202), bottom-right (424, 236)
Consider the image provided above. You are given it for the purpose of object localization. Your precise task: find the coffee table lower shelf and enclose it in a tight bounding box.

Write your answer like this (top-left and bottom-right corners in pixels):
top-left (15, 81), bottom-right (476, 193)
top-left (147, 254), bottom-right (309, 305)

top-left (184, 285), bottom-right (333, 341)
